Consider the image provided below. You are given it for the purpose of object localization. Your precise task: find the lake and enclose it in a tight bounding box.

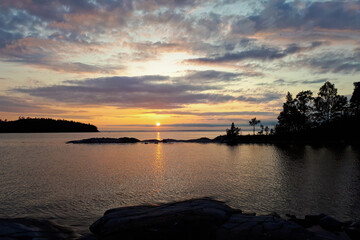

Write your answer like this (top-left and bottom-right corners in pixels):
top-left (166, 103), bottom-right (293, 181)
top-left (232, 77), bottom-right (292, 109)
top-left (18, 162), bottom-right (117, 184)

top-left (0, 131), bottom-right (359, 234)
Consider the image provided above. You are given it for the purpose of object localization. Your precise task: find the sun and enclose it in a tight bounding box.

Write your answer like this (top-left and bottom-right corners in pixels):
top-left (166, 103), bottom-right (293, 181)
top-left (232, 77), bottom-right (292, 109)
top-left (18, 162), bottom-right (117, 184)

top-left (156, 122), bottom-right (161, 127)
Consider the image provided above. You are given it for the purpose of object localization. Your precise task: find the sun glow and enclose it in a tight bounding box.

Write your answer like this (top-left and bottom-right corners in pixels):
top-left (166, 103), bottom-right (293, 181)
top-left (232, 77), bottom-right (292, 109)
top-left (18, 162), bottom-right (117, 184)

top-left (156, 122), bottom-right (161, 126)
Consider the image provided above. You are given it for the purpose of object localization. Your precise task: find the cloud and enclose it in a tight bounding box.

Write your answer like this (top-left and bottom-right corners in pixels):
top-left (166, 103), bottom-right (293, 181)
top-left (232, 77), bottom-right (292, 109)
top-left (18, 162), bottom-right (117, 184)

top-left (14, 70), bottom-right (284, 109)
top-left (300, 52), bottom-right (360, 74)
top-left (258, 78), bottom-right (329, 86)
top-left (15, 75), bottom-right (236, 109)
top-left (147, 110), bottom-right (276, 116)
top-left (0, 95), bottom-right (39, 113)
top-left (0, 38), bottom-right (121, 73)
top-left (0, 0), bottom-right (134, 43)
top-left (0, 0), bottom-right (358, 117)
top-left (231, 0), bottom-right (360, 34)
top-left (0, 95), bottom-right (65, 114)
top-left (0, 0), bottom-right (357, 75)
top-left (237, 92), bottom-right (283, 103)
top-left (186, 42), bottom-right (324, 64)
top-left (179, 70), bottom-right (242, 83)
top-left (300, 79), bottom-right (329, 84)
top-left (0, 7), bottom-right (45, 47)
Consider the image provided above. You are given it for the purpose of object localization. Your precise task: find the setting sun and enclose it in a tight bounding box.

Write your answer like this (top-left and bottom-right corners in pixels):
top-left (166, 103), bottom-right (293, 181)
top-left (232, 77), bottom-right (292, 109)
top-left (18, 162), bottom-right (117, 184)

top-left (156, 122), bottom-right (161, 127)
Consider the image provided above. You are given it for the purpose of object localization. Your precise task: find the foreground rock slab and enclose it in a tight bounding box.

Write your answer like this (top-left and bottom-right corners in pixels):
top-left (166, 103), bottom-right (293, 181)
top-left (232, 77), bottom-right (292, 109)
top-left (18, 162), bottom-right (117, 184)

top-left (0, 218), bottom-right (78, 240)
top-left (89, 198), bottom-right (233, 240)
top-left (1, 199), bottom-right (358, 239)
top-left (86, 198), bottom-right (356, 240)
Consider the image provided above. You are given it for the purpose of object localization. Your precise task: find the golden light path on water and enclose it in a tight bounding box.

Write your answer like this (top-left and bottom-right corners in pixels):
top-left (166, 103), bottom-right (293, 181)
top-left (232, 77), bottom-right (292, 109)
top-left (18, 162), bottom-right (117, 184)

top-left (152, 132), bottom-right (165, 195)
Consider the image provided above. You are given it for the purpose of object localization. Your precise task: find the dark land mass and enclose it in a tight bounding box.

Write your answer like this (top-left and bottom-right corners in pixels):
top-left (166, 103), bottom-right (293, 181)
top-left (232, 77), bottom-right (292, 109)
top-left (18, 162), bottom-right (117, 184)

top-left (67, 124), bottom-right (360, 146)
top-left (1, 198), bottom-right (359, 240)
top-left (0, 118), bottom-right (98, 133)
top-left (68, 137), bottom-right (140, 144)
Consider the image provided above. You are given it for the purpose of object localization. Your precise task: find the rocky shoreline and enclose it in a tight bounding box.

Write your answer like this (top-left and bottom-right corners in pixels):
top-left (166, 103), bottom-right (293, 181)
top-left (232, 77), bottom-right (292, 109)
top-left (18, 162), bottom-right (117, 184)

top-left (1, 198), bottom-right (359, 240)
top-left (66, 135), bottom-right (358, 145)
top-left (67, 137), bottom-right (214, 144)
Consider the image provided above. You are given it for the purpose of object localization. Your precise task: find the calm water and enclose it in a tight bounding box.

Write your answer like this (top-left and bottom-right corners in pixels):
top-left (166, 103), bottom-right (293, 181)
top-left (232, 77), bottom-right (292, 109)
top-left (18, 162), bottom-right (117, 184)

top-left (0, 132), bottom-right (360, 234)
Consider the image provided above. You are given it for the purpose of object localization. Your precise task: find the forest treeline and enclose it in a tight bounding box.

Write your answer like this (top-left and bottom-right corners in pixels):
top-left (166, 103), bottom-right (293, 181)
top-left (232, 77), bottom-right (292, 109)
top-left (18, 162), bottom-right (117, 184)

top-left (226, 81), bottom-right (360, 144)
top-left (276, 81), bottom-right (360, 134)
top-left (274, 81), bottom-right (360, 143)
top-left (0, 117), bottom-right (98, 133)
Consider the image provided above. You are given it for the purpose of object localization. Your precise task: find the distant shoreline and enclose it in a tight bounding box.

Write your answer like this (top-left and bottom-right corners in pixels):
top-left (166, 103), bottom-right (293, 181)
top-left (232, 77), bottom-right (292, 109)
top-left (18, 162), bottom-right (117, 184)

top-left (0, 118), bottom-right (98, 133)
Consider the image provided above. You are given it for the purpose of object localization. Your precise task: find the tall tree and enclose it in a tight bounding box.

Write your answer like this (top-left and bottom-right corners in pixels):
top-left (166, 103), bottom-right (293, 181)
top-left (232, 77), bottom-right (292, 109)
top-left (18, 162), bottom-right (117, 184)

top-left (315, 81), bottom-right (347, 122)
top-left (350, 82), bottom-right (360, 115)
top-left (249, 118), bottom-right (261, 135)
top-left (276, 92), bottom-right (304, 133)
top-left (295, 91), bottom-right (314, 117)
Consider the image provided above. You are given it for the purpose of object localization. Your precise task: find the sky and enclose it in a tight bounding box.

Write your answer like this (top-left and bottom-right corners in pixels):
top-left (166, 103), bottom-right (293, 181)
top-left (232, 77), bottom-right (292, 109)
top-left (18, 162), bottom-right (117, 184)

top-left (0, 0), bottom-right (359, 131)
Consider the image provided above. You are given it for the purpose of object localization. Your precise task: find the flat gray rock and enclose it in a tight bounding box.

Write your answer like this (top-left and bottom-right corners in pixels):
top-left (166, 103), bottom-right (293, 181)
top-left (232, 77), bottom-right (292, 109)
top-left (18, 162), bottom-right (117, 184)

top-left (90, 198), bottom-right (233, 240)
top-left (89, 198), bottom-right (337, 240)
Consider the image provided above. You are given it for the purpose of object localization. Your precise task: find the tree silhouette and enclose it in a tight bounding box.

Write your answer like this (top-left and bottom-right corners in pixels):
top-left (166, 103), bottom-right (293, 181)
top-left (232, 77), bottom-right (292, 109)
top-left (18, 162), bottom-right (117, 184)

top-left (350, 82), bottom-right (360, 116)
top-left (276, 92), bottom-right (304, 133)
top-left (258, 124), bottom-right (264, 135)
top-left (315, 81), bottom-right (347, 122)
top-left (264, 126), bottom-right (269, 135)
top-left (249, 118), bottom-right (260, 135)
top-left (226, 122), bottom-right (240, 137)
top-left (274, 81), bottom-right (359, 139)
top-left (295, 90), bottom-right (314, 123)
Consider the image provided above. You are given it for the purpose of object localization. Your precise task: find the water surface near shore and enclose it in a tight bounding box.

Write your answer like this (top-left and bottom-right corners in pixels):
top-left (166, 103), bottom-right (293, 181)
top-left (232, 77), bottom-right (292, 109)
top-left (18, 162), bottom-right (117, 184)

top-left (0, 131), bottom-right (360, 234)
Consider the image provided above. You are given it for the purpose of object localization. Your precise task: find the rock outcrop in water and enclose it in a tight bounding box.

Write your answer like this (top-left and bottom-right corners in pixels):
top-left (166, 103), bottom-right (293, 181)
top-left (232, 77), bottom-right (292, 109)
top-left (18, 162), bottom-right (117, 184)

top-left (67, 137), bottom-right (213, 144)
top-left (67, 137), bottom-right (140, 144)
top-left (67, 134), bottom-right (360, 145)
top-left (67, 135), bottom-right (344, 145)
top-left (2, 198), bottom-right (359, 240)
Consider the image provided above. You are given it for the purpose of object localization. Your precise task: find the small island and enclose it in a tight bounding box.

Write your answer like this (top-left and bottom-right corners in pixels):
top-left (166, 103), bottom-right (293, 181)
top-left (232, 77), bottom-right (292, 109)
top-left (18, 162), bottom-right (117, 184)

top-left (0, 117), bottom-right (98, 133)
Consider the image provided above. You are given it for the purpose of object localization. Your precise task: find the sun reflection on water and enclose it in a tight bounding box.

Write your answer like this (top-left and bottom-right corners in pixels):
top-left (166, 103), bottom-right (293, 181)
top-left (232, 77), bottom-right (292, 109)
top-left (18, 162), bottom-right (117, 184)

top-left (154, 142), bottom-right (164, 177)
top-left (151, 133), bottom-right (165, 195)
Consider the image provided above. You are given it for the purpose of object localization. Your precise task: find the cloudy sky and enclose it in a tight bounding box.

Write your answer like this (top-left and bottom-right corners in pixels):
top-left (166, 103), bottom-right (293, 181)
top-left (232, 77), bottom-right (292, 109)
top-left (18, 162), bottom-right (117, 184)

top-left (0, 0), bottom-right (359, 130)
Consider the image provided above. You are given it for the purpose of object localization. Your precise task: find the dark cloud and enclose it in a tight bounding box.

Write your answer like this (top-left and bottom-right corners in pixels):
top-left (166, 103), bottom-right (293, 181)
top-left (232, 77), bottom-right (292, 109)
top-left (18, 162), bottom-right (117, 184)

top-left (0, 95), bottom-right (64, 114)
top-left (15, 75), bottom-right (236, 109)
top-left (232, 0), bottom-right (360, 34)
top-left (147, 110), bottom-right (276, 116)
top-left (0, 8), bottom-right (45, 47)
top-left (258, 78), bottom-right (328, 86)
top-left (180, 70), bottom-right (242, 83)
top-left (186, 42), bottom-right (324, 64)
top-left (163, 123), bottom-right (230, 128)
top-left (160, 121), bottom-right (277, 129)
top-left (0, 0), bottom-right (209, 47)
top-left (14, 71), bottom-right (284, 109)
top-left (301, 53), bottom-right (360, 74)
top-left (0, 0), bottom-right (134, 45)
top-left (0, 95), bottom-right (40, 113)
top-left (301, 79), bottom-right (328, 84)
top-left (237, 92), bottom-right (283, 103)
top-left (0, 38), bottom-right (120, 73)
